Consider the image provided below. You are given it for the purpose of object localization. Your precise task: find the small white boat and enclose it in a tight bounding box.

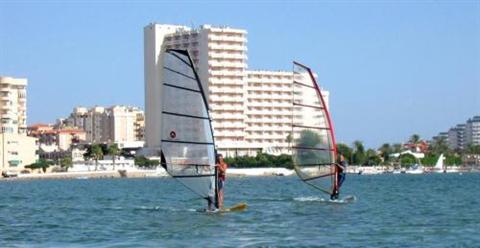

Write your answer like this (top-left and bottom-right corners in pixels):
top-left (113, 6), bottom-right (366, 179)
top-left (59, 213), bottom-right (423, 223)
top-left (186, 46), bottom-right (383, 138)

top-left (405, 164), bottom-right (424, 174)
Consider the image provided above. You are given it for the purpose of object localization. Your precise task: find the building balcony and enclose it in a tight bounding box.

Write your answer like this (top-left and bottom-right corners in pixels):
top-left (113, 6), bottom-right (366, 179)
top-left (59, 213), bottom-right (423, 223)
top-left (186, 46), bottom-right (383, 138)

top-left (208, 35), bottom-right (247, 43)
top-left (209, 60), bottom-right (246, 69)
top-left (210, 112), bottom-right (244, 120)
top-left (246, 101), bottom-right (292, 108)
top-left (208, 43), bottom-right (247, 51)
top-left (208, 77), bottom-right (245, 85)
top-left (209, 95), bottom-right (244, 103)
top-left (209, 70), bottom-right (245, 77)
top-left (209, 52), bottom-right (247, 60)
top-left (248, 94), bottom-right (292, 100)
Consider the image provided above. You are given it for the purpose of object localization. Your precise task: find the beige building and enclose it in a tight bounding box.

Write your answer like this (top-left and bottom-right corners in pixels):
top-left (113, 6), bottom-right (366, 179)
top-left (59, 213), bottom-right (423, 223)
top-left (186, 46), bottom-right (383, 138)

top-left (144, 24), bottom-right (330, 156)
top-left (0, 133), bottom-right (37, 174)
top-left (0, 76), bottom-right (37, 173)
top-left (62, 105), bottom-right (144, 146)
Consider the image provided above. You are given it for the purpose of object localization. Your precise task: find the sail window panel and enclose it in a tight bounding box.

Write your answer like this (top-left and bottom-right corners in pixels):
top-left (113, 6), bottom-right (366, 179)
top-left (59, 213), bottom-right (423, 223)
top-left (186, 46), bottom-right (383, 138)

top-left (164, 51), bottom-right (194, 75)
top-left (162, 86), bottom-right (208, 118)
top-left (163, 68), bottom-right (199, 91)
top-left (293, 105), bottom-right (330, 130)
top-left (162, 142), bottom-right (215, 170)
top-left (293, 84), bottom-right (324, 109)
top-left (175, 176), bottom-right (215, 199)
top-left (293, 146), bottom-right (333, 166)
top-left (162, 115), bottom-right (213, 144)
top-left (292, 128), bottom-right (333, 151)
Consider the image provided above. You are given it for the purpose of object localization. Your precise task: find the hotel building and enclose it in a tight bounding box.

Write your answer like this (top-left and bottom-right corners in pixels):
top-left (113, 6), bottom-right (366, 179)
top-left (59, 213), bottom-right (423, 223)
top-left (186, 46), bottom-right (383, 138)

top-left (0, 76), bottom-right (38, 174)
top-left (144, 24), bottom-right (329, 157)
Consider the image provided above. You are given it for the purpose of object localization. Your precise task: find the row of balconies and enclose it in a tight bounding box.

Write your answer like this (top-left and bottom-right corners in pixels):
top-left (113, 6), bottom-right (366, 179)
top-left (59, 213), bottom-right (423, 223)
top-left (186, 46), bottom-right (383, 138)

top-left (209, 86), bottom-right (244, 94)
top-left (212, 121), bottom-right (246, 128)
top-left (247, 77), bottom-right (292, 84)
top-left (246, 118), bottom-right (292, 123)
top-left (246, 101), bottom-right (292, 108)
top-left (245, 109), bottom-right (292, 116)
top-left (248, 94), bottom-right (292, 100)
top-left (209, 52), bottom-right (247, 60)
top-left (214, 131), bottom-right (245, 137)
top-left (246, 134), bottom-right (288, 140)
top-left (246, 87), bottom-right (292, 94)
top-left (209, 70), bottom-right (245, 77)
top-left (208, 43), bottom-right (246, 51)
top-left (209, 77), bottom-right (245, 85)
top-left (209, 60), bottom-right (246, 69)
top-left (210, 112), bottom-right (245, 120)
top-left (245, 126), bottom-right (291, 132)
top-left (209, 95), bottom-right (244, 103)
top-left (208, 35), bottom-right (247, 43)
top-left (210, 104), bottom-right (244, 111)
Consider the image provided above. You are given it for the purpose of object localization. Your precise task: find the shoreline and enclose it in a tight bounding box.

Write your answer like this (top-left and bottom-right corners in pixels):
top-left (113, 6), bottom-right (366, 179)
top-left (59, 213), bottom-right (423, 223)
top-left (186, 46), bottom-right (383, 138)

top-left (2, 166), bottom-right (478, 181)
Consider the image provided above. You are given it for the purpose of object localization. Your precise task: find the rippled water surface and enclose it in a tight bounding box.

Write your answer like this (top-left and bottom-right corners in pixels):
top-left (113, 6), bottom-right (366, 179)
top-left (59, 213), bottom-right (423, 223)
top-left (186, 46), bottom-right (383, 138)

top-left (1, 173), bottom-right (479, 247)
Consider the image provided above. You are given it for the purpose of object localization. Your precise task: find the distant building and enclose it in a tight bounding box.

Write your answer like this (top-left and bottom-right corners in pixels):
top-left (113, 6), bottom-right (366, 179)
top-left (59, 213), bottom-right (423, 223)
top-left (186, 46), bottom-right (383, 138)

top-left (144, 23), bottom-right (330, 156)
top-left (466, 116), bottom-right (480, 146)
top-left (60, 105), bottom-right (145, 147)
top-left (447, 124), bottom-right (466, 150)
top-left (28, 124), bottom-right (86, 151)
top-left (0, 133), bottom-right (37, 174)
top-left (0, 76), bottom-right (38, 174)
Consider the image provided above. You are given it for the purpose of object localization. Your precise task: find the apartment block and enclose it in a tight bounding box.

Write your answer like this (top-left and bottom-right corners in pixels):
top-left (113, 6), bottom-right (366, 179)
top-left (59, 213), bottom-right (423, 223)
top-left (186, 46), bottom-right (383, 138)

top-left (144, 23), bottom-right (330, 156)
top-left (0, 76), bottom-right (27, 134)
top-left (447, 124), bottom-right (466, 150)
top-left (466, 116), bottom-right (480, 145)
top-left (61, 106), bottom-right (145, 147)
top-left (0, 76), bottom-right (38, 174)
top-left (28, 124), bottom-right (86, 151)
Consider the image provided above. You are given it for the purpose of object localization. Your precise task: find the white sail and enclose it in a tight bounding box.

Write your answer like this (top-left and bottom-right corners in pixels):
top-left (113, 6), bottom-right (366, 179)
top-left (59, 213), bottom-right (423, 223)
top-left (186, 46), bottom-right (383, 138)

top-left (160, 49), bottom-right (217, 201)
top-left (291, 62), bottom-right (337, 195)
top-left (434, 154), bottom-right (445, 171)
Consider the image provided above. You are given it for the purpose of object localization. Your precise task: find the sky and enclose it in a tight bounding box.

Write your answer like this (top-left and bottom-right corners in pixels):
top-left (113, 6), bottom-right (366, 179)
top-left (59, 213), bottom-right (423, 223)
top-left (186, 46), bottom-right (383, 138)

top-left (1, 0), bottom-right (479, 148)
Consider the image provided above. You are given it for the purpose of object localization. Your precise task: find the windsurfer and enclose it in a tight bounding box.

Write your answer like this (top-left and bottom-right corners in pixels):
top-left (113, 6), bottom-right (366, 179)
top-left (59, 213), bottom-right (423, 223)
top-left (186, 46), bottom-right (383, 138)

top-left (216, 154), bottom-right (228, 209)
top-left (331, 154), bottom-right (347, 200)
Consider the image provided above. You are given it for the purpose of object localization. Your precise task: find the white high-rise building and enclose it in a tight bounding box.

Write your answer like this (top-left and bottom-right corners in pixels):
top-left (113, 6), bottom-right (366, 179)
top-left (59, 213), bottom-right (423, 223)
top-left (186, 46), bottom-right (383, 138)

top-left (144, 24), bottom-right (329, 156)
top-left (0, 76), bottom-right (38, 174)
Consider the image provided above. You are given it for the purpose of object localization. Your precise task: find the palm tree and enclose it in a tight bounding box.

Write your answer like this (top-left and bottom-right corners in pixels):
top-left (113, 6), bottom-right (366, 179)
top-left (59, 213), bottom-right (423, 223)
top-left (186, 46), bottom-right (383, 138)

top-left (352, 140), bottom-right (366, 165)
top-left (107, 144), bottom-right (121, 170)
top-left (409, 134), bottom-right (421, 144)
top-left (91, 144), bottom-right (103, 171)
top-left (392, 143), bottom-right (402, 153)
top-left (379, 143), bottom-right (392, 163)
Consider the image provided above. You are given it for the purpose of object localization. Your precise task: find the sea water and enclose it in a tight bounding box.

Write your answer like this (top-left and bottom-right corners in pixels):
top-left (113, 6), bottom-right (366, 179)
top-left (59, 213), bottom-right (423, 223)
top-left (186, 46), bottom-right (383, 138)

top-left (0, 173), bottom-right (479, 247)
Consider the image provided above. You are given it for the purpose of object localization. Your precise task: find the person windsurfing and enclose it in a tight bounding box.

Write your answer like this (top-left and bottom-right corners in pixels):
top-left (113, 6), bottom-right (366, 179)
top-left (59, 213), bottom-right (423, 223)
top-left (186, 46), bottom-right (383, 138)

top-left (216, 154), bottom-right (228, 209)
top-left (331, 154), bottom-right (347, 200)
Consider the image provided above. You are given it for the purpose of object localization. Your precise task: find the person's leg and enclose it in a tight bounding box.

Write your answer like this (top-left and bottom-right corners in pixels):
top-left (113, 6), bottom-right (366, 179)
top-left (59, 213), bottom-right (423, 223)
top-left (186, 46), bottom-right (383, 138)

top-left (218, 179), bottom-right (224, 208)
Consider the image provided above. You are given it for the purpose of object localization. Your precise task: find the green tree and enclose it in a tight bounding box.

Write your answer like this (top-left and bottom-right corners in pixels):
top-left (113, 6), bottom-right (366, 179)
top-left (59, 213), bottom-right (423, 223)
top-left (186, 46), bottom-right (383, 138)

top-left (91, 144), bottom-right (103, 171)
top-left (107, 144), bottom-right (121, 170)
top-left (392, 143), bottom-right (403, 153)
top-left (60, 157), bottom-right (73, 171)
top-left (25, 159), bottom-right (54, 173)
top-left (336, 143), bottom-right (353, 164)
top-left (399, 153), bottom-right (417, 167)
top-left (352, 140), bottom-right (366, 165)
top-left (365, 149), bottom-right (381, 166)
top-left (378, 143), bottom-right (392, 163)
top-left (431, 137), bottom-right (449, 155)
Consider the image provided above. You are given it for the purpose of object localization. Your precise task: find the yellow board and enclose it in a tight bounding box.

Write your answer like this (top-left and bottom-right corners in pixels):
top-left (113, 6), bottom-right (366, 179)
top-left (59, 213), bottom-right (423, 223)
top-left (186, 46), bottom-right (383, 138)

top-left (220, 202), bottom-right (248, 212)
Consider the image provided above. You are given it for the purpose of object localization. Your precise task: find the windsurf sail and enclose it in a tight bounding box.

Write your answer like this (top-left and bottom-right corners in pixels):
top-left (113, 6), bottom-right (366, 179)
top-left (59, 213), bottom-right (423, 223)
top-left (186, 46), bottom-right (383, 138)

top-left (160, 49), bottom-right (217, 206)
top-left (434, 153), bottom-right (445, 171)
top-left (291, 61), bottom-right (338, 195)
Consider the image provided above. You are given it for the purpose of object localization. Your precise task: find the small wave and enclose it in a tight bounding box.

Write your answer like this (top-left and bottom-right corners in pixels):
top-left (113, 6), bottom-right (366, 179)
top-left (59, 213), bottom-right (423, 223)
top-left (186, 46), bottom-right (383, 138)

top-left (294, 196), bottom-right (326, 202)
